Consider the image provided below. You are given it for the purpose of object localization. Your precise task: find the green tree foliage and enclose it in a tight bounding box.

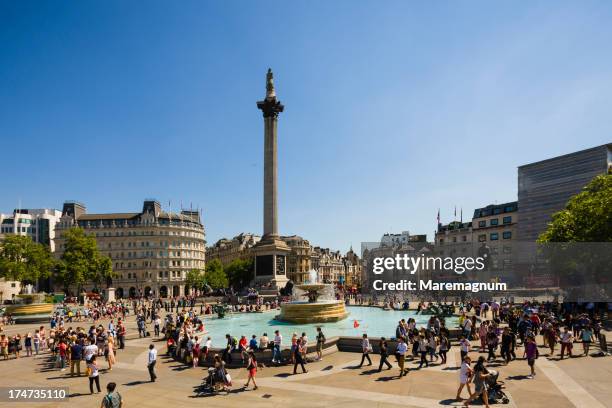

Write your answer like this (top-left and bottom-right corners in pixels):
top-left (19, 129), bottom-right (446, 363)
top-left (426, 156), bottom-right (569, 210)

top-left (185, 268), bottom-right (206, 290)
top-left (204, 258), bottom-right (228, 289)
top-left (55, 227), bottom-right (115, 292)
top-left (0, 235), bottom-right (55, 286)
top-left (538, 174), bottom-right (612, 242)
top-left (225, 258), bottom-right (254, 289)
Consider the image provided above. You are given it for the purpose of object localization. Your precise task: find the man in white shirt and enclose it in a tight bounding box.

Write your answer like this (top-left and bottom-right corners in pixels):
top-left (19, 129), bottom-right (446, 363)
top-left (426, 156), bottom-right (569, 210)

top-left (272, 330), bottom-right (282, 363)
top-left (84, 341), bottom-right (98, 363)
top-left (147, 344), bottom-right (158, 382)
top-left (395, 337), bottom-right (409, 377)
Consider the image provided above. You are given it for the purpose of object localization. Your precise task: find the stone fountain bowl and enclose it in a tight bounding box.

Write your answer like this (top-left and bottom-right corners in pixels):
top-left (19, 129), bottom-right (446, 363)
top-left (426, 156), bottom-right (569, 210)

top-left (295, 283), bottom-right (328, 291)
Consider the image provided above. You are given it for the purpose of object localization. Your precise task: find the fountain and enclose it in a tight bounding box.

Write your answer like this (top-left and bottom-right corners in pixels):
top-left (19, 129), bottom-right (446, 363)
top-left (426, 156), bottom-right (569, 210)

top-left (276, 270), bottom-right (348, 324)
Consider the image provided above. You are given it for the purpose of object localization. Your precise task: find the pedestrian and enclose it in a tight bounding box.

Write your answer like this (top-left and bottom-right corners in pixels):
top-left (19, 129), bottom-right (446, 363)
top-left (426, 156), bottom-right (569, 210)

top-left (357, 333), bottom-right (373, 367)
top-left (455, 355), bottom-right (473, 401)
top-left (316, 327), bottom-right (325, 361)
top-left (292, 339), bottom-right (307, 374)
top-left (58, 339), bottom-right (67, 371)
top-left (33, 330), bottom-right (41, 355)
top-left (377, 337), bottom-right (392, 371)
top-left (459, 335), bottom-right (470, 361)
top-left (396, 337), bottom-right (409, 377)
top-left (100, 381), bottom-right (123, 408)
top-left (24, 333), bottom-right (33, 357)
top-left (106, 335), bottom-right (116, 371)
top-left (417, 334), bottom-right (428, 368)
top-left (87, 355), bottom-right (101, 394)
top-left (243, 350), bottom-right (258, 390)
top-left (0, 335), bottom-right (8, 360)
top-left (192, 336), bottom-right (200, 368)
top-left (463, 356), bottom-right (490, 408)
top-left (272, 330), bottom-right (283, 364)
top-left (439, 332), bottom-right (449, 365)
top-left (580, 325), bottom-right (594, 356)
top-left (70, 340), bottom-right (83, 377)
top-left (524, 335), bottom-right (538, 379)
top-left (559, 326), bottom-right (573, 359)
top-left (147, 344), bottom-right (157, 382)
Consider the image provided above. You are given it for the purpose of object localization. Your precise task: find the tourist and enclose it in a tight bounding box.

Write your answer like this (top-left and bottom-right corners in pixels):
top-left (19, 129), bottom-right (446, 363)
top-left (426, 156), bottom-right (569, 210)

top-left (106, 335), bottom-right (116, 371)
top-left (459, 335), bottom-right (470, 361)
top-left (33, 329), bottom-right (41, 355)
top-left (1, 334), bottom-right (9, 360)
top-left (87, 355), bottom-right (101, 394)
top-left (462, 316), bottom-right (473, 339)
top-left (222, 334), bottom-right (233, 364)
top-left (203, 336), bottom-right (212, 362)
top-left (396, 337), bottom-right (408, 377)
top-left (213, 354), bottom-right (230, 392)
top-left (463, 356), bottom-right (490, 407)
top-left (455, 355), bottom-right (472, 401)
top-left (259, 332), bottom-right (269, 350)
top-left (12, 334), bottom-right (21, 359)
top-left (417, 335), bottom-right (428, 368)
top-left (377, 337), bottom-right (392, 371)
top-left (479, 321), bottom-right (488, 352)
top-left (300, 332), bottom-right (308, 359)
top-left (316, 327), bottom-right (325, 361)
top-left (272, 330), bottom-right (283, 364)
top-left (154, 315), bottom-right (161, 337)
top-left (290, 333), bottom-right (298, 364)
top-left (524, 335), bottom-right (538, 379)
top-left (84, 339), bottom-right (98, 363)
top-left (24, 333), bottom-right (33, 357)
top-left (243, 350), bottom-right (258, 390)
top-left (249, 335), bottom-right (258, 351)
top-left (560, 326), bottom-right (574, 359)
top-left (58, 339), bottom-right (68, 370)
top-left (439, 332), bottom-right (449, 365)
top-left (192, 336), bottom-right (200, 368)
top-left (358, 333), bottom-right (373, 367)
top-left (100, 381), bottom-right (123, 408)
top-left (500, 327), bottom-right (514, 365)
top-left (580, 325), bottom-right (594, 356)
top-left (427, 332), bottom-right (438, 362)
top-left (486, 326), bottom-right (498, 362)
top-left (148, 344), bottom-right (157, 382)
top-left (117, 320), bottom-right (126, 349)
top-left (70, 339), bottom-right (83, 376)
top-left (292, 338), bottom-right (307, 374)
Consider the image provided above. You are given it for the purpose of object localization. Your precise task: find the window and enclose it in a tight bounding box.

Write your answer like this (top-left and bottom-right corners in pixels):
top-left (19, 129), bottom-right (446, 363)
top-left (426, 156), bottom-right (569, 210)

top-left (503, 231), bottom-right (512, 239)
top-left (452, 237), bottom-right (457, 243)
top-left (462, 235), bottom-right (467, 242)
top-left (503, 216), bottom-right (512, 224)
top-left (478, 234), bottom-right (486, 242)
top-left (493, 208), bottom-right (502, 215)
top-left (439, 239), bottom-right (444, 244)
top-left (478, 220), bottom-right (486, 227)
top-left (490, 218), bottom-right (498, 226)
top-left (490, 233), bottom-right (499, 241)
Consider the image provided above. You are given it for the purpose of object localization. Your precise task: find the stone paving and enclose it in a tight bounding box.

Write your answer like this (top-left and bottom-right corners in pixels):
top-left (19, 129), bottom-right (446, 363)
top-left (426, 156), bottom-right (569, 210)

top-left (1, 312), bottom-right (611, 408)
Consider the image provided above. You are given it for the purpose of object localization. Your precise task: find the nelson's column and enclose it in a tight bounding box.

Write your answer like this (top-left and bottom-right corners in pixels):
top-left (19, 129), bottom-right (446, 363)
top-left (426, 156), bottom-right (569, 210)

top-left (252, 68), bottom-right (290, 291)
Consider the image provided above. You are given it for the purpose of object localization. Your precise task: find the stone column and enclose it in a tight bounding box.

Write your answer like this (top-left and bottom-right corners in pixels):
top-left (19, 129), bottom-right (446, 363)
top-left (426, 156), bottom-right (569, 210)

top-left (263, 115), bottom-right (278, 237)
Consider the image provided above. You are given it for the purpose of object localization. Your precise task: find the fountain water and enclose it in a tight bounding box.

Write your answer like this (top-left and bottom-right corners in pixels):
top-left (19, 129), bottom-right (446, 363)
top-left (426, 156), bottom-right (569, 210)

top-left (276, 269), bottom-right (348, 323)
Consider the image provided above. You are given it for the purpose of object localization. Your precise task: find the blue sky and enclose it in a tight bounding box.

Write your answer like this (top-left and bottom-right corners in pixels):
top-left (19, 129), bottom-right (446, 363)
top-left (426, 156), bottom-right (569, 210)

top-left (1, 1), bottom-right (611, 251)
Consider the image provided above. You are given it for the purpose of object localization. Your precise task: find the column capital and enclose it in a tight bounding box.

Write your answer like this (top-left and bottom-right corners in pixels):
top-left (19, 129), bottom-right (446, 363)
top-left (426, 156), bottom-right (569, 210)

top-left (257, 98), bottom-right (284, 118)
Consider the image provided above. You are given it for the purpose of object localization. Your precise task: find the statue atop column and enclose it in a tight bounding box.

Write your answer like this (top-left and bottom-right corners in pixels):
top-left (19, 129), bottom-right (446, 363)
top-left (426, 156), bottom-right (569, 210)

top-left (266, 68), bottom-right (276, 99)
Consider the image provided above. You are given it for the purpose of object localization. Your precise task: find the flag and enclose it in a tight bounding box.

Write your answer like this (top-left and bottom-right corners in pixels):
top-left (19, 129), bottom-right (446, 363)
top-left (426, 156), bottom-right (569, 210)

top-left (353, 320), bottom-right (360, 328)
top-left (454, 206), bottom-right (457, 218)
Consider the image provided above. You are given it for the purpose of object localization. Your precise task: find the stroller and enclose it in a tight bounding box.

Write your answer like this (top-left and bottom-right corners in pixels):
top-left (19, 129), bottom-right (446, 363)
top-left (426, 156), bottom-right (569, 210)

top-left (201, 367), bottom-right (231, 394)
top-left (485, 370), bottom-right (510, 404)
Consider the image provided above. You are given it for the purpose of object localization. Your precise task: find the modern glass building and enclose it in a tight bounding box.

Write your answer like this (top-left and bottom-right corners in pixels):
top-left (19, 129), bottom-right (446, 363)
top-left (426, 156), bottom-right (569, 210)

top-left (517, 143), bottom-right (612, 242)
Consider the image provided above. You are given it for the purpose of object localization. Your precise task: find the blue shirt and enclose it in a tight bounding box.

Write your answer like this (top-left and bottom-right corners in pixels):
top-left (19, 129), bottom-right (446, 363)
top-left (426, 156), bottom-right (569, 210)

top-left (71, 344), bottom-right (83, 360)
top-left (249, 338), bottom-right (258, 349)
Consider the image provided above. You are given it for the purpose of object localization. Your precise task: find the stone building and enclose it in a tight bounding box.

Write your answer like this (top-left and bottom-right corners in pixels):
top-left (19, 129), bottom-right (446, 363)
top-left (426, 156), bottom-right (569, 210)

top-left (53, 200), bottom-right (206, 298)
top-left (312, 247), bottom-right (345, 284)
top-left (207, 233), bottom-right (261, 266)
top-left (343, 247), bottom-right (363, 289)
top-left (0, 208), bottom-right (63, 296)
top-left (280, 235), bottom-right (314, 284)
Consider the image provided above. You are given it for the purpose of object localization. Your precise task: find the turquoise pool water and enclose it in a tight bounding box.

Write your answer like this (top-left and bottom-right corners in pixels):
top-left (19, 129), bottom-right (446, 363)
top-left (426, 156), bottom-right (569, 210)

top-left (201, 306), bottom-right (459, 347)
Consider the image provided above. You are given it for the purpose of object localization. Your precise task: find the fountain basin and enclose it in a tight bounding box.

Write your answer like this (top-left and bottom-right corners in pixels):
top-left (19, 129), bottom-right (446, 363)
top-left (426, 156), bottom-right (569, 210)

top-left (276, 299), bottom-right (348, 324)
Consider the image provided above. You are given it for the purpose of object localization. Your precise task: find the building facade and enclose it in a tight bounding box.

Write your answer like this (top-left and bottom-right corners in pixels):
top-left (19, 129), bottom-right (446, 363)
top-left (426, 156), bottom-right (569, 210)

top-left (0, 208), bottom-right (63, 297)
top-left (281, 235), bottom-right (314, 284)
top-left (518, 143), bottom-right (612, 242)
top-left (0, 208), bottom-right (63, 251)
top-left (207, 233), bottom-right (261, 266)
top-left (53, 200), bottom-right (206, 298)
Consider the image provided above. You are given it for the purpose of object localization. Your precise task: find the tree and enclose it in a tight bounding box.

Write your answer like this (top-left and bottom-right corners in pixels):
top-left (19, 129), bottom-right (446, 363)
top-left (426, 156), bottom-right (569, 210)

top-left (225, 258), bottom-right (254, 289)
top-left (55, 227), bottom-right (115, 294)
top-left (538, 173), bottom-right (612, 242)
top-left (204, 259), bottom-right (228, 289)
top-left (0, 235), bottom-right (55, 288)
top-left (186, 268), bottom-right (206, 291)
